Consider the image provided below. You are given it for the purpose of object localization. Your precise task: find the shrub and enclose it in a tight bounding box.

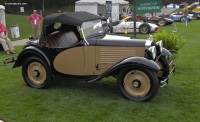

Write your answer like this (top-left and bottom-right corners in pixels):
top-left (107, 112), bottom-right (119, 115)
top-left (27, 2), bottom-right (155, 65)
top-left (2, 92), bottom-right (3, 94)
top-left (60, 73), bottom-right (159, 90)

top-left (153, 30), bottom-right (186, 54)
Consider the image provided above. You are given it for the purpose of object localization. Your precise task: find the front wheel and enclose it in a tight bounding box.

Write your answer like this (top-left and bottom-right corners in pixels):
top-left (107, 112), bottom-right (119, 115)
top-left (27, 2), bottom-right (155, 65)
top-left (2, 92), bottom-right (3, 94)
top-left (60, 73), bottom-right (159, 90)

top-left (117, 66), bottom-right (159, 102)
top-left (22, 57), bottom-right (52, 89)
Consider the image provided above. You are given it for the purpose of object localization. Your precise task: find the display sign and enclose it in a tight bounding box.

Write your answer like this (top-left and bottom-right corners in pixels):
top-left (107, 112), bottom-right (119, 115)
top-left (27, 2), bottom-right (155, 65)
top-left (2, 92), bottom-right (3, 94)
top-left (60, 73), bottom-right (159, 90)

top-left (20, 7), bottom-right (24, 12)
top-left (136, 0), bottom-right (161, 13)
top-left (106, 1), bottom-right (112, 19)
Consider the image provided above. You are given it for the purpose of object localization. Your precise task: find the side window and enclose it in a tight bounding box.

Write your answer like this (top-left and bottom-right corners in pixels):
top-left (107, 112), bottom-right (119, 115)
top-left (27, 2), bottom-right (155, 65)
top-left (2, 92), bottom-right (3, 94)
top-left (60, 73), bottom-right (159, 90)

top-left (45, 23), bottom-right (79, 48)
top-left (54, 23), bottom-right (62, 29)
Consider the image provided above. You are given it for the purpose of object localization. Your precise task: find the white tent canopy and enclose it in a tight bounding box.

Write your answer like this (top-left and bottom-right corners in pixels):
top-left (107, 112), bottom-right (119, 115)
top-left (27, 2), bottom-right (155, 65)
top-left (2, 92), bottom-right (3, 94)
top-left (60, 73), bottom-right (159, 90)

top-left (75, 0), bottom-right (129, 22)
top-left (0, 5), bottom-right (6, 26)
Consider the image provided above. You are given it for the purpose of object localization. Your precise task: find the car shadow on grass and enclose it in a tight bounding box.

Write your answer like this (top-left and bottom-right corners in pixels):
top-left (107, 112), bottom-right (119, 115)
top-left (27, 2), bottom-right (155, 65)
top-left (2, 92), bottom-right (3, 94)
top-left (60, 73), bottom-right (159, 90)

top-left (51, 77), bottom-right (121, 99)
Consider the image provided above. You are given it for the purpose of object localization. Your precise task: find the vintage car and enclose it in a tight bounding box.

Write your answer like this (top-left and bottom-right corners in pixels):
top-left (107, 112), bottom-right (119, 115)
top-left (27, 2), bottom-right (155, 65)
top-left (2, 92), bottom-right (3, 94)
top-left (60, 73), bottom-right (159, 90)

top-left (112, 20), bottom-right (159, 34)
top-left (185, 3), bottom-right (200, 12)
top-left (168, 11), bottom-right (193, 22)
top-left (188, 10), bottom-right (200, 20)
top-left (139, 16), bottom-right (174, 26)
top-left (11, 12), bottom-right (175, 102)
top-left (121, 15), bottom-right (174, 26)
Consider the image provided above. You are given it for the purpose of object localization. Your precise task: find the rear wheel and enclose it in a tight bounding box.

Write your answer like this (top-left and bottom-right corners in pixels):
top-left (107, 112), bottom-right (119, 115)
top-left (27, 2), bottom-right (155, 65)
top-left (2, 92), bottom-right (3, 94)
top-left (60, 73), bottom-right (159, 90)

top-left (117, 66), bottom-right (159, 102)
top-left (22, 57), bottom-right (52, 89)
top-left (139, 24), bottom-right (150, 34)
top-left (158, 18), bottom-right (166, 26)
top-left (192, 15), bottom-right (198, 20)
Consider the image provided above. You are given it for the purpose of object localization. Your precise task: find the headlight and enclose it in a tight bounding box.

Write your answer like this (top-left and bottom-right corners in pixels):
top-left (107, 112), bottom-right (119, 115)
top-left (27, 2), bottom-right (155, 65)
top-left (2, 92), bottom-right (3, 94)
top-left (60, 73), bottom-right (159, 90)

top-left (146, 46), bottom-right (157, 60)
top-left (156, 40), bottom-right (163, 55)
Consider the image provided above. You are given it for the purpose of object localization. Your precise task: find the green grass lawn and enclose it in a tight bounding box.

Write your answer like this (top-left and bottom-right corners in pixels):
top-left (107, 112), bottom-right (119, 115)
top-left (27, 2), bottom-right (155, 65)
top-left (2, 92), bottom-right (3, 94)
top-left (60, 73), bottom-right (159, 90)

top-left (5, 14), bottom-right (32, 41)
top-left (0, 20), bottom-right (200, 122)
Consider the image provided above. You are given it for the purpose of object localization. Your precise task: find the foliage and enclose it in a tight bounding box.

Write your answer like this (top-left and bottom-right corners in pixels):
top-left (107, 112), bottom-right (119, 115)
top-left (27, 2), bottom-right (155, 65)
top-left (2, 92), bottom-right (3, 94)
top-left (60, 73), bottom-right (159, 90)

top-left (153, 30), bottom-right (186, 54)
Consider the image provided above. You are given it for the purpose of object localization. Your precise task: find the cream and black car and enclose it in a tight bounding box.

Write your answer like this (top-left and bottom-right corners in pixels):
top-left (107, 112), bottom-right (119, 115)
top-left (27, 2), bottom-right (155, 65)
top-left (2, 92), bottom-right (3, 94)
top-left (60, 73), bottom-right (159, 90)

top-left (12, 12), bottom-right (175, 102)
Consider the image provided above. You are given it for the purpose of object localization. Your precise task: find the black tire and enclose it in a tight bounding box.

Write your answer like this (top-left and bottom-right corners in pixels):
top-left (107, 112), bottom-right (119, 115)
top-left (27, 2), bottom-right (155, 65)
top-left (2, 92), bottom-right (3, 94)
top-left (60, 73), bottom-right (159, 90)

top-left (22, 57), bottom-right (52, 89)
top-left (139, 24), bottom-right (150, 34)
top-left (192, 15), bottom-right (198, 20)
top-left (158, 18), bottom-right (166, 26)
top-left (156, 56), bottom-right (169, 81)
top-left (117, 66), bottom-right (159, 102)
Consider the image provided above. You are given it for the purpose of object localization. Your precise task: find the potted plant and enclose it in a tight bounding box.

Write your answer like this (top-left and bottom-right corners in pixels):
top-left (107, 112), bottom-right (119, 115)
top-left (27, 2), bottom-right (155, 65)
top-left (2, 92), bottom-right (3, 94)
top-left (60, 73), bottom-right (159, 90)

top-left (153, 30), bottom-right (186, 54)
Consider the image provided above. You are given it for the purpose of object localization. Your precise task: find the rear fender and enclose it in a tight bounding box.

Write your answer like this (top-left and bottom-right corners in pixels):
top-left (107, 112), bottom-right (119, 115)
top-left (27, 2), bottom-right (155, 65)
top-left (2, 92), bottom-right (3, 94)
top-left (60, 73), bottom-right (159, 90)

top-left (87, 57), bottom-right (160, 83)
top-left (13, 46), bottom-right (50, 68)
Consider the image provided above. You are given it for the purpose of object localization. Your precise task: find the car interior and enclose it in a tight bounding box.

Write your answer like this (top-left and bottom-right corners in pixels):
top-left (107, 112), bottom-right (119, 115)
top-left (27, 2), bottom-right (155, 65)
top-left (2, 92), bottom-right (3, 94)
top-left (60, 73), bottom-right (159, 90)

top-left (45, 23), bottom-right (81, 48)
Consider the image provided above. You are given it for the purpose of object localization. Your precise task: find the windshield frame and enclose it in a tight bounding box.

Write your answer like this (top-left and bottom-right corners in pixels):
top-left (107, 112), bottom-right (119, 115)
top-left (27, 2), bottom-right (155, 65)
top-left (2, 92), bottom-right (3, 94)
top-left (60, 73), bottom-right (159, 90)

top-left (80, 19), bottom-right (107, 45)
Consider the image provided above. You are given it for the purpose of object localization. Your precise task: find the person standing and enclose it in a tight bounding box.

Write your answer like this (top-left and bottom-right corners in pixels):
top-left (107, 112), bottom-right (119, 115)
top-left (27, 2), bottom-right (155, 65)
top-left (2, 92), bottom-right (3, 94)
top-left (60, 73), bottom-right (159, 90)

top-left (0, 22), bottom-right (15, 55)
top-left (182, 5), bottom-right (188, 26)
top-left (27, 10), bottom-right (43, 37)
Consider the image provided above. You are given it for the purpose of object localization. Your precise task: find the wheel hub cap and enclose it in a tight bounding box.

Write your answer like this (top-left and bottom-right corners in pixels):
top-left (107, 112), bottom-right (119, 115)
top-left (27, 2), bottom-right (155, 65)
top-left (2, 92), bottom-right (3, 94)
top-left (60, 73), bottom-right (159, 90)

top-left (123, 70), bottom-right (151, 97)
top-left (33, 70), bottom-right (40, 77)
top-left (132, 80), bottom-right (141, 88)
top-left (27, 62), bottom-right (47, 85)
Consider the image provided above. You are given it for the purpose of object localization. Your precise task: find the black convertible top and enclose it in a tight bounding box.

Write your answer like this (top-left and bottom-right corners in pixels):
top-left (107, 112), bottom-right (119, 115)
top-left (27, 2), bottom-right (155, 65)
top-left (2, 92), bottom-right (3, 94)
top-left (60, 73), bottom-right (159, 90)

top-left (39, 12), bottom-right (104, 45)
top-left (43, 12), bottom-right (104, 28)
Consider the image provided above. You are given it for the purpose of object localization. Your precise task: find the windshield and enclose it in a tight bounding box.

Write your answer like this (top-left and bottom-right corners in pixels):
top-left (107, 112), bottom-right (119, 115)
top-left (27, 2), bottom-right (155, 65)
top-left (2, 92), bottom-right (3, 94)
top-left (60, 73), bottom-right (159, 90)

top-left (81, 19), bottom-right (107, 38)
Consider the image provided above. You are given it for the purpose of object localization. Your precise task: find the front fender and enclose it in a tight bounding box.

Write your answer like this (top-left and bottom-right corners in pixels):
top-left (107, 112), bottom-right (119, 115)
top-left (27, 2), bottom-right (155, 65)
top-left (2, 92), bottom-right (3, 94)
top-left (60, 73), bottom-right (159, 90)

top-left (87, 57), bottom-right (160, 83)
top-left (155, 48), bottom-right (172, 62)
top-left (13, 46), bottom-right (50, 68)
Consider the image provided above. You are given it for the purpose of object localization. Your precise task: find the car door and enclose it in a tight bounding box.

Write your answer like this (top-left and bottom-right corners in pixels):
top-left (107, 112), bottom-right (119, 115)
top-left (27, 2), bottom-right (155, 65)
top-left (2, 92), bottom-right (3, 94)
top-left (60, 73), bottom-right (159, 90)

top-left (53, 46), bottom-right (85, 75)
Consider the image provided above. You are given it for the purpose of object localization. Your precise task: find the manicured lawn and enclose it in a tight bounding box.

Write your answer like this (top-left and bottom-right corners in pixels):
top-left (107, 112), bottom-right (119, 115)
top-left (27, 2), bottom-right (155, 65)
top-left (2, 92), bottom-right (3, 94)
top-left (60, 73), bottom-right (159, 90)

top-left (6, 14), bottom-right (32, 41)
top-left (0, 20), bottom-right (200, 122)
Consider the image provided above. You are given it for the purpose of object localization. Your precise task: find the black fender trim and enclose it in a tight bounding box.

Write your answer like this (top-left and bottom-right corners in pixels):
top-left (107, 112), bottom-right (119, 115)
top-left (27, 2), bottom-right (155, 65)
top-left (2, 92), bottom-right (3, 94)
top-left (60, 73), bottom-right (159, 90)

top-left (13, 46), bottom-right (50, 68)
top-left (87, 57), bottom-right (160, 83)
top-left (155, 48), bottom-right (172, 62)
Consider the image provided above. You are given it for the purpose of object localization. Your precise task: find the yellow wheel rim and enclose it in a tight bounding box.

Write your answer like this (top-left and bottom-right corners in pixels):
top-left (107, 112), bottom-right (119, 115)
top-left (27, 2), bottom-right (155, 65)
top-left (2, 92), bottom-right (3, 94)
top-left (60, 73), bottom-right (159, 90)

top-left (159, 20), bottom-right (165, 26)
top-left (27, 62), bottom-right (46, 86)
top-left (123, 70), bottom-right (151, 97)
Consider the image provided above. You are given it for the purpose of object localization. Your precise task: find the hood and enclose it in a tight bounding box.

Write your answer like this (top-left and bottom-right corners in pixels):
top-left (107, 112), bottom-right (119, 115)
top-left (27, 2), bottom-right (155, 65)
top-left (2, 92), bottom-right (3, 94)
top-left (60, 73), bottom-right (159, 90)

top-left (96, 34), bottom-right (148, 47)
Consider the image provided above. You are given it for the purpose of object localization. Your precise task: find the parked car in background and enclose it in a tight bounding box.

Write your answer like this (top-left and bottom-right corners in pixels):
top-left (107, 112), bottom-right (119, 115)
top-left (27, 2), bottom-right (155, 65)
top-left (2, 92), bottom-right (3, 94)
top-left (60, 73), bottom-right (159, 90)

top-left (185, 3), bottom-right (200, 12)
top-left (122, 15), bottom-right (174, 26)
top-left (169, 11), bottom-right (193, 22)
top-left (112, 17), bottom-right (159, 34)
top-left (139, 16), bottom-right (174, 26)
top-left (10, 12), bottom-right (175, 102)
top-left (188, 10), bottom-right (200, 20)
